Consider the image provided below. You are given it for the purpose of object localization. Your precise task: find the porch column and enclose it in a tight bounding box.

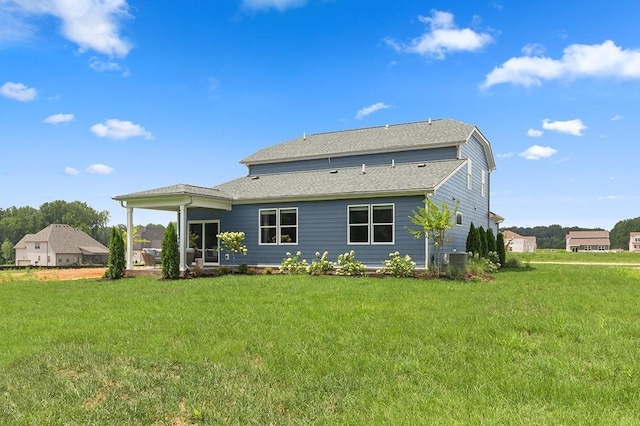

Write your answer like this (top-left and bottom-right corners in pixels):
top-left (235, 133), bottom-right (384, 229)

top-left (126, 207), bottom-right (134, 269)
top-left (179, 205), bottom-right (187, 272)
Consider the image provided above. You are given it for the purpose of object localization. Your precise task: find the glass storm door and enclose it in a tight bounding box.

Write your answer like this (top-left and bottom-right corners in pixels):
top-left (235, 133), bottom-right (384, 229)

top-left (189, 221), bottom-right (219, 265)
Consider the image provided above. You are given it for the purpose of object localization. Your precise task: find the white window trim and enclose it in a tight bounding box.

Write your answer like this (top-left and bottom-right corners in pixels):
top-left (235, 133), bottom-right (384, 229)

top-left (481, 170), bottom-right (486, 197)
top-left (258, 207), bottom-right (298, 245)
top-left (456, 212), bottom-right (463, 226)
top-left (347, 203), bottom-right (395, 245)
top-left (467, 159), bottom-right (472, 190)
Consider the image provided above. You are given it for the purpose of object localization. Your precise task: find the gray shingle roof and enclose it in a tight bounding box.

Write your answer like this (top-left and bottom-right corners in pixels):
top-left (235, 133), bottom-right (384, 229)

top-left (113, 183), bottom-right (232, 201)
top-left (241, 119), bottom-right (477, 165)
top-left (14, 224), bottom-right (108, 254)
top-left (213, 159), bottom-right (466, 202)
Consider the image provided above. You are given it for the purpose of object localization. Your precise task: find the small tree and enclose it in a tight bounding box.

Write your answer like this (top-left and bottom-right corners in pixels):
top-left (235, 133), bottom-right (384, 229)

top-left (217, 231), bottom-right (247, 272)
top-left (466, 222), bottom-right (477, 253)
top-left (104, 227), bottom-right (125, 279)
top-left (161, 222), bottom-right (180, 279)
top-left (407, 198), bottom-right (458, 273)
top-left (496, 232), bottom-right (506, 269)
top-left (1, 238), bottom-right (14, 265)
top-left (478, 226), bottom-right (488, 257)
top-left (486, 228), bottom-right (497, 253)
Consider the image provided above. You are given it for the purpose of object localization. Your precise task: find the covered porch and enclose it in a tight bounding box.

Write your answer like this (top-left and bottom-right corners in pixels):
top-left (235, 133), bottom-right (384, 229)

top-left (113, 184), bottom-right (233, 274)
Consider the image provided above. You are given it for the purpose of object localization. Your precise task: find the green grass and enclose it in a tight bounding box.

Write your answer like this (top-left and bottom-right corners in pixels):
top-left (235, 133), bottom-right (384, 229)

top-left (2, 266), bottom-right (640, 424)
top-left (509, 249), bottom-right (640, 264)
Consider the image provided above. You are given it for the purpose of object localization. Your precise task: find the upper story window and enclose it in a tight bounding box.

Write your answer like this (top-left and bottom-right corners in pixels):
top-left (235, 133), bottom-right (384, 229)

top-left (348, 204), bottom-right (394, 244)
top-left (467, 159), bottom-right (472, 190)
top-left (35, 242), bottom-right (40, 249)
top-left (259, 208), bottom-right (298, 245)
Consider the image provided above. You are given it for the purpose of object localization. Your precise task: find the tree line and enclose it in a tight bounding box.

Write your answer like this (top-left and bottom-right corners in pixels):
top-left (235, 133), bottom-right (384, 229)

top-left (502, 217), bottom-right (640, 250)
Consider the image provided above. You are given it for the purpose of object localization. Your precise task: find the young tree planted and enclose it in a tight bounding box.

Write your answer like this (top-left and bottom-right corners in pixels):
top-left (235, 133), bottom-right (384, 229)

top-left (497, 232), bottom-right (506, 268)
top-left (161, 222), bottom-right (180, 279)
top-left (104, 227), bottom-right (125, 279)
top-left (407, 198), bottom-right (458, 273)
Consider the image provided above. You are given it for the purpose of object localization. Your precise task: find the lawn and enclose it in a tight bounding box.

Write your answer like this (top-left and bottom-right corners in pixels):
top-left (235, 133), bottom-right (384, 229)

top-left (1, 265), bottom-right (640, 424)
top-left (508, 249), bottom-right (640, 264)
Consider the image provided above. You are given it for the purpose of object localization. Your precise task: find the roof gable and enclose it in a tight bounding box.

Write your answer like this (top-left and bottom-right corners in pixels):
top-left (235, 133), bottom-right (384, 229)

top-left (18, 224), bottom-right (109, 254)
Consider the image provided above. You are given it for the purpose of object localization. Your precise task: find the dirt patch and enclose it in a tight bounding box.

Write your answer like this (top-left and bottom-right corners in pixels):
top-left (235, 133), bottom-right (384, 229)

top-left (36, 268), bottom-right (107, 281)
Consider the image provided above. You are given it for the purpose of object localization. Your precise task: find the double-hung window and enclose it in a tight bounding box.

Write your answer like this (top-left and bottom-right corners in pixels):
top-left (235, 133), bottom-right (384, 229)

top-left (259, 208), bottom-right (298, 245)
top-left (348, 204), bottom-right (394, 244)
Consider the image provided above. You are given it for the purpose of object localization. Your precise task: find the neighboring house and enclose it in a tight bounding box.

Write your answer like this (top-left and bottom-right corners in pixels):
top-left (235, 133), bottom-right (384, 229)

top-left (114, 118), bottom-right (498, 271)
top-left (565, 230), bottom-right (611, 252)
top-left (132, 225), bottom-right (165, 264)
top-left (503, 230), bottom-right (537, 252)
top-left (630, 232), bottom-right (640, 252)
top-left (14, 224), bottom-right (109, 266)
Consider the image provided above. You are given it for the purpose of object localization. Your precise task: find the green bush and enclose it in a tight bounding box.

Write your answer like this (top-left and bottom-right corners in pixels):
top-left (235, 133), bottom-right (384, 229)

top-left (377, 251), bottom-right (416, 278)
top-left (280, 251), bottom-right (309, 274)
top-left (466, 252), bottom-right (498, 276)
top-left (161, 222), bottom-right (180, 279)
top-left (336, 250), bottom-right (366, 276)
top-left (308, 251), bottom-right (335, 275)
top-left (104, 227), bottom-right (125, 279)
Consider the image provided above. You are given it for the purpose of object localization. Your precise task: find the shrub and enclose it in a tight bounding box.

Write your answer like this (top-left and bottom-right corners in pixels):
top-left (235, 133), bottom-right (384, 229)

top-left (466, 252), bottom-right (498, 276)
top-left (336, 250), bottom-right (366, 276)
top-left (216, 231), bottom-right (248, 256)
top-left (161, 222), bottom-right (180, 279)
top-left (238, 262), bottom-right (249, 274)
top-left (503, 257), bottom-right (521, 268)
top-left (104, 227), bottom-right (125, 279)
top-left (280, 251), bottom-right (309, 274)
top-left (263, 266), bottom-right (273, 275)
top-left (496, 232), bottom-right (506, 268)
top-left (377, 251), bottom-right (416, 278)
top-left (308, 251), bottom-right (335, 275)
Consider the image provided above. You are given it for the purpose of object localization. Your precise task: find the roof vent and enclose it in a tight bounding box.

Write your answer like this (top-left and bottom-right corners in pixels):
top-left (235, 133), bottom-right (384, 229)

top-left (303, 132), bottom-right (306, 140)
top-left (428, 117), bottom-right (432, 125)
top-left (330, 170), bottom-right (338, 174)
top-left (385, 124), bottom-right (389, 129)
top-left (391, 159), bottom-right (395, 168)
top-left (362, 164), bottom-right (366, 174)
top-left (251, 175), bottom-right (260, 180)
top-left (417, 163), bottom-right (426, 168)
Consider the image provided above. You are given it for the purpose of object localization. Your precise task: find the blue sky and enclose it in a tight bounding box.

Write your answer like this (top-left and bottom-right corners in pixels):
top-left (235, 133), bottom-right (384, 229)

top-left (1, 0), bottom-right (639, 230)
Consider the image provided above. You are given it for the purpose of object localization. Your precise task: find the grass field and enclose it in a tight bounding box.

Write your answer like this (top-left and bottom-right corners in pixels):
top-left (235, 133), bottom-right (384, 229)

top-left (2, 264), bottom-right (640, 424)
top-left (508, 249), bottom-right (640, 264)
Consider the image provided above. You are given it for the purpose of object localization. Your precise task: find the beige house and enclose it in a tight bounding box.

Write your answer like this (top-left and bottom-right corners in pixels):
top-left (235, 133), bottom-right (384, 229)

top-left (14, 224), bottom-right (109, 266)
top-left (503, 230), bottom-right (537, 252)
top-left (565, 230), bottom-right (610, 252)
top-left (630, 232), bottom-right (640, 252)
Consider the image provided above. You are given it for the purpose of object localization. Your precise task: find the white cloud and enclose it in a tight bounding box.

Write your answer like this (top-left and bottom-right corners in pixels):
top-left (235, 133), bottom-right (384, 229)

top-left (527, 129), bottom-right (543, 137)
top-left (2, 0), bottom-right (132, 57)
top-left (90, 119), bottom-right (153, 140)
top-left (611, 114), bottom-right (623, 121)
top-left (89, 57), bottom-right (121, 71)
top-left (44, 113), bottom-right (74, 124)
top-left (355, 102), bottom-right (391, 120)
top-left (241, 0), bottom-right (306, 12)
top-left (385, 10), bottom-right (493, 59)
top-left (0, 81), bottom-right (37, 101)
top-left (86, 164), bottom-right (114, 174)
top-left (482, 40), bottom-right (640, 88)
top-left (521, 43), bottom-right (545, 56)
top-left (542, 118), bottom-right (587, 136)
top-left (597, 195), bottom-right (623, 200)
top-left (496, 152), bottom-right (513, 158)
top-left (519, 145), bottom-right (557, 160)
top-left (64, 166), bottom-right (79, 175)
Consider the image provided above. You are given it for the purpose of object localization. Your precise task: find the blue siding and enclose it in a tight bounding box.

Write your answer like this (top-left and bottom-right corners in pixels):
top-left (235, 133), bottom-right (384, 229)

top-left (249, 147), bottom-right (457, 175)
top-left (188, 196), bottom-right (429, 268)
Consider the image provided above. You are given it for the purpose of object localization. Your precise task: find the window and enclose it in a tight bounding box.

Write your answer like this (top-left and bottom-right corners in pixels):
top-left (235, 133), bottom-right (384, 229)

top-left (598, 246), bottom-right (606, 251)
top-left (467, 159), bottom-right (472, 190)
top-left (456, 212), bottom-right (463, 226)
top-left (259, 208), bottom-right (298, 244)
top-left (481, 170), bottom-right (486, 197)
top-left (348, 204), bottom-right (394, 244)
top-left (584, 246), bottom-right (591, 251)
top-left (35, 243), bottom-right (40, 249)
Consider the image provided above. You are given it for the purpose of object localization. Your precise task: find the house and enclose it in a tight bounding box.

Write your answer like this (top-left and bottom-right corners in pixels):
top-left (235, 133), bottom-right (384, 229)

top-left (630, 232), bottom-right (640, 252)
top-left (14, 224), bottom-right (109, 266)
top-left (565, 230), bottom-right (610, 252)
top-left (113, 118), bottom-right (498, 272)
top-left (503, 230), bottom-right (537, 252)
